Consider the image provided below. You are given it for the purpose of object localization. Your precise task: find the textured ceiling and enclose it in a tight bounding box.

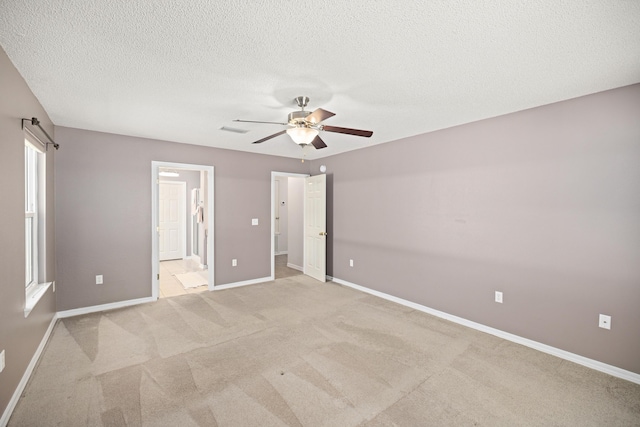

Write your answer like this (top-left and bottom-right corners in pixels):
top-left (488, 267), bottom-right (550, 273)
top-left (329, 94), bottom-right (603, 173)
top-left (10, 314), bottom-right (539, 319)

top-left (1, 1), bottom-right (639, 160)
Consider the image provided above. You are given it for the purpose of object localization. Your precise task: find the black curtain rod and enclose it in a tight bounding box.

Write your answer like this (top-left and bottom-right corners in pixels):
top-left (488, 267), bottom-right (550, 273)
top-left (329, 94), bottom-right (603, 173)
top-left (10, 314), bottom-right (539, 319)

top-left (22, 117), bottom-right (59, 150)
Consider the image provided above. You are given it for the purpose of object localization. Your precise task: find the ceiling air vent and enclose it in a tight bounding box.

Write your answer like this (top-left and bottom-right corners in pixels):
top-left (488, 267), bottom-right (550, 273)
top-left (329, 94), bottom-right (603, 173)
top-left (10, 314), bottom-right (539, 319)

top-left (219, 126), bottom-right (249, 134)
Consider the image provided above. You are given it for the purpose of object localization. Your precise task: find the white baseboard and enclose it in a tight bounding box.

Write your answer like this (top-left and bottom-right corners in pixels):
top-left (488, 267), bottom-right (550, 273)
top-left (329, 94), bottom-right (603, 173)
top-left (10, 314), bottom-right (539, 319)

top-left (1, 314), bottom-right (57, 427)
top-left (214, 276), bottom-right (272, 291)
top-left (331, 277), bottom-right (640, 385)
top-left (57, 296), bottom-right (156, 319)
top-left (287, 263), bottom-right (303, 272)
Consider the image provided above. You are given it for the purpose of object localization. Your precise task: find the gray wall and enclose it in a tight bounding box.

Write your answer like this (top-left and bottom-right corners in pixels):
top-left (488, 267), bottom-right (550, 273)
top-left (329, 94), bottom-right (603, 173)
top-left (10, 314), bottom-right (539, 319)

top-left (54, 127), bottom-right (307, 311)
top-left (312, 84), bottom-right (640, 375)
top-left (0, 46), bottom-right (56, 418)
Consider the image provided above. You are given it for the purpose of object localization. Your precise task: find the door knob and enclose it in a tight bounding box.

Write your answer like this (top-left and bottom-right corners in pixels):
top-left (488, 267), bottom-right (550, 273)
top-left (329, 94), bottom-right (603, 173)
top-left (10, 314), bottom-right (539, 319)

top-left (319, 231), bottom-right (328, 236)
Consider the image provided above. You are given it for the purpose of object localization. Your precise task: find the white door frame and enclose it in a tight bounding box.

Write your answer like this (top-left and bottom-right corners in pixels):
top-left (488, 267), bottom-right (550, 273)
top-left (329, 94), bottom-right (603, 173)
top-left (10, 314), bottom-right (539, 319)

top-left (158, 181), bottom-right (187, 261)
top-left (152, 161), bottom-right (215, 299)
top-left (271, 171), bottom-right (309, 280)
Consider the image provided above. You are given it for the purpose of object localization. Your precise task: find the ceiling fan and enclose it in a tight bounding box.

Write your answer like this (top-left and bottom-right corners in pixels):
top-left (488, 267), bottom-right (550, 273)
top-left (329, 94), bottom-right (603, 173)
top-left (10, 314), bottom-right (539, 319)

top-left (234, 96), bottom-right (373, 150)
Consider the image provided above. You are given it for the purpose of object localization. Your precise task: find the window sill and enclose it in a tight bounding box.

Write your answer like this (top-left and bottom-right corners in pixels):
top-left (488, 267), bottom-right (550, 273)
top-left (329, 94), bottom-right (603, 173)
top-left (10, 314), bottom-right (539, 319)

top-left (24, 281), bottom-right (53, 318)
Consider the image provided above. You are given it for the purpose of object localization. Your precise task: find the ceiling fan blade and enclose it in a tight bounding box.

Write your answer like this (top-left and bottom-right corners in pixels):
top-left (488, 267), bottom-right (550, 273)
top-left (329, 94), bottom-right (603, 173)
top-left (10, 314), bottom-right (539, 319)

top-left (234, 119), bottom-right (288, 125)
top-left (310, 135), bottom-right (327, 149)
top-left (251, 130), bottom-right (287, 144)
top-left (322, 125), bottom-right (373, 138)
top-left (305, 108), bottom-right (335, 125)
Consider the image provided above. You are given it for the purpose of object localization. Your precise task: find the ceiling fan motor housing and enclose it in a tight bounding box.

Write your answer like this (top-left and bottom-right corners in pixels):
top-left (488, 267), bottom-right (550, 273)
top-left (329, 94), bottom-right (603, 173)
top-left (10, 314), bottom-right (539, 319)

top-left (288, 110), bottom-right (311, 125)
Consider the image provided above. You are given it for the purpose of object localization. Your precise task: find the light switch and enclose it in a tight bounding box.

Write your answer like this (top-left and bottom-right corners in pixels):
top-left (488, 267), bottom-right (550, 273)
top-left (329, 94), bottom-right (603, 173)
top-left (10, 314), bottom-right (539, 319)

top-left (252, 218), bottom-right (259, 225)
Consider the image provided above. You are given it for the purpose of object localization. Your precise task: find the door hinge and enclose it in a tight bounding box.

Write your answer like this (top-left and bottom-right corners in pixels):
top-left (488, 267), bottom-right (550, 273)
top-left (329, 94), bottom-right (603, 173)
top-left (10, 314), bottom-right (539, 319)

top-left (157, 273), bottom-right (160, 280)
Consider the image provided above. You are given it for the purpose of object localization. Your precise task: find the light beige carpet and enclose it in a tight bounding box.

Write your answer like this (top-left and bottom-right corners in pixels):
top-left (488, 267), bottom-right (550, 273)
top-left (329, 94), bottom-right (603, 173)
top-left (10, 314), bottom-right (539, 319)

top-left (9, 275), bottom-right (640, 426)
top-left (174, 271), bottom-right (208, 289)
top-left (275, 254), bottom-right (303, 280)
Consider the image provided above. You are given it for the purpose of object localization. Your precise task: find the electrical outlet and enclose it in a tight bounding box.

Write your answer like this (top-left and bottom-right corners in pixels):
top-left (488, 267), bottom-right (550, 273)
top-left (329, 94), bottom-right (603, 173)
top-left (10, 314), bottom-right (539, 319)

top-left (0, 349), bottom-right (5, 372)
top-left (599, 314), bottom-right (611, 330)
top-left (349, 259), bottom-right (354, 267)
top-left (232, 259), bottom-right (237, 267)
top-left (96, 275), bottom-right (103, 285)
top-left (495, 291), bottom-right (503, 303)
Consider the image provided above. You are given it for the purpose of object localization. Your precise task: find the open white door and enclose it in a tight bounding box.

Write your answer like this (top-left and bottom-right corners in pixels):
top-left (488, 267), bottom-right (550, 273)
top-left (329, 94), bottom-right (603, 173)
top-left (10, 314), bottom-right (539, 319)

top-left (304, 174), bottom-right (327, 282)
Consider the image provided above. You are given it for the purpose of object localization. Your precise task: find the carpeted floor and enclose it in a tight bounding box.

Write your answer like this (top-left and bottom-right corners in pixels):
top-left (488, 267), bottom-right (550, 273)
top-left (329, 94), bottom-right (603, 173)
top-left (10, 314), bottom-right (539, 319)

top-left (275, 254), bottom-right (303, 279)
top-left (9, 275), bottom-right (640, 426)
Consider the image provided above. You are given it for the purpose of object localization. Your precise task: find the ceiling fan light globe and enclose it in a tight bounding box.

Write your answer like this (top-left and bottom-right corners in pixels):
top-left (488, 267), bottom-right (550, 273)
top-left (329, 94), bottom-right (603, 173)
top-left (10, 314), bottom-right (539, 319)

top-left (286, 127), bottom-right (318, 146)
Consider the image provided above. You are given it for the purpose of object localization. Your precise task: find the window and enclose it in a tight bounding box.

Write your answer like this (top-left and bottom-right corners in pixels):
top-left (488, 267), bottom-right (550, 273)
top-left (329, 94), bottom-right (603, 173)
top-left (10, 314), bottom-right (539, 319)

top-left (24, 133), bottom-right (50, 316)
top-left (25, 142), bottom-right (40, 289)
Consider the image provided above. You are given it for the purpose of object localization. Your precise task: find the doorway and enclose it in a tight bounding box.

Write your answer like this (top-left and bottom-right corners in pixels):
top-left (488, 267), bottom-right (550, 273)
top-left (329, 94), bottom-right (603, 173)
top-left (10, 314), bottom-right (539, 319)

top-left (158, 174), bottom-right (201, 297)
top-left (152, 161), bottom-right (214, 300)
top-left (271, 172), bottom-right (308, 279)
